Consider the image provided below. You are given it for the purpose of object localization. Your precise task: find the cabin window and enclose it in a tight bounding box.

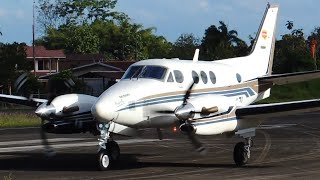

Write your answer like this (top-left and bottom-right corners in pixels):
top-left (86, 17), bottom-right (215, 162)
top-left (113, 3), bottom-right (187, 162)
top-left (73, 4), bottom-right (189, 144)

top-left (200, 71), bottom-right (208, 84)
top-left (236, 73), bottom-right (242, 83)
top-left (174, 70), bottom-right (184, 83)
top-left (192, 71), bottom-right (199, 84)
top-left (167, 72), bottom-right (174, 82)
top-left (209, 71), bottom-right (216, 84)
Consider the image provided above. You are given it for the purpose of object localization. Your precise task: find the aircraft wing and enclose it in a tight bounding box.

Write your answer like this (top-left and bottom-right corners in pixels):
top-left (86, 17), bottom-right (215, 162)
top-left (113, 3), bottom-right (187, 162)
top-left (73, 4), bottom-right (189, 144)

top-left (258, 70), bottom-right (320, 85)
top-left (0, 94), bottom-right (47, 107)
top-left (236, 99), bottom-right (320, 120)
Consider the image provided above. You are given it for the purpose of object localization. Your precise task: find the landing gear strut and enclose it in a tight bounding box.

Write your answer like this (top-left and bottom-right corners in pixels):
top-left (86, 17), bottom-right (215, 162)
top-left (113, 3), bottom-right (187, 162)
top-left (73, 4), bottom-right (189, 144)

top-left (97, 122), bottom-right (120, 171)
top-left (233, 128), bottom-right (255, 167)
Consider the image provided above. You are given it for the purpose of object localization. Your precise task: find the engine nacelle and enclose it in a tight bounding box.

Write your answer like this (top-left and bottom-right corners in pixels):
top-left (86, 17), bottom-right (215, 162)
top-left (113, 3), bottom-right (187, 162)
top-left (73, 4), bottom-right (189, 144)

top-left (50, 94), bottom-right (98, 117)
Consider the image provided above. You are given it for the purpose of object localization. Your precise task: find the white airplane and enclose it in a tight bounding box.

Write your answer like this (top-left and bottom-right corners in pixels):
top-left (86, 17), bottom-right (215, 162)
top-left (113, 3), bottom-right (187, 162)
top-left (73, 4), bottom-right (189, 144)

top-left (2, 4), bottom-right (320, 171)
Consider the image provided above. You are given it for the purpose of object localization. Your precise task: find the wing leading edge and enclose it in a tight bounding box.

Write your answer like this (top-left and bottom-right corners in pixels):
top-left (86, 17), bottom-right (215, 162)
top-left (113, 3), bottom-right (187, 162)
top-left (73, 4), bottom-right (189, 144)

top-left (0, 94), bottom-right (47, 107)
top-left (236, 99), bottom-right (320, 120)
top-left (258, 70), bottom-right (320, 85)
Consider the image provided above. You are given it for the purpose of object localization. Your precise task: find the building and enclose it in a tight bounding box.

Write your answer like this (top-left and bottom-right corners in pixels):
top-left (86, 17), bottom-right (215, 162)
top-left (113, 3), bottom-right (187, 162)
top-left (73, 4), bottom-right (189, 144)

top-left (39, 61), bottom-right (135, 96)
top-left (26, 46), bottom-right (136, 96)
top-left (25, 46), bottom-right (66, 76)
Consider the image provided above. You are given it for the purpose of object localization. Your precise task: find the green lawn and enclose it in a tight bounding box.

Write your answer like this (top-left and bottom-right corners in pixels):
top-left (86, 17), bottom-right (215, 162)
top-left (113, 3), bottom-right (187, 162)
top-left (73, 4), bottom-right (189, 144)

top-left (0, 112), bottom-right (40, 128)
top-left (259, 79), bottom-right (320, 104)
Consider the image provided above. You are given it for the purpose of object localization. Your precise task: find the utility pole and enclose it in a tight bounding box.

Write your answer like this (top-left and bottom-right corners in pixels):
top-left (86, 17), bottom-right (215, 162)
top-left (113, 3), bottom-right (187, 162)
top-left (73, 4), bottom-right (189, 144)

top-left (33, 0), bottom-right (36, 77)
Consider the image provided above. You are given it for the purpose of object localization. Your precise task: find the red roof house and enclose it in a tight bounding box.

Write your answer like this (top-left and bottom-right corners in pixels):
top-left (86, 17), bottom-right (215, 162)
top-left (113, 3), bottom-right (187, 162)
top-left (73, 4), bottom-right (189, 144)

top-left (25, 46), bottom-right (66, 76)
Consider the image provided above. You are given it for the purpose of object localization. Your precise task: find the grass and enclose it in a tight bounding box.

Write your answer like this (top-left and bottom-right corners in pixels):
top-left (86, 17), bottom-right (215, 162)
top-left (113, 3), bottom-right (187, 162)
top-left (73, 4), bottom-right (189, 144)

top-left (0, 111), bottom-right (40, 128)
top-left (259, 79), bottom-right (320, 103)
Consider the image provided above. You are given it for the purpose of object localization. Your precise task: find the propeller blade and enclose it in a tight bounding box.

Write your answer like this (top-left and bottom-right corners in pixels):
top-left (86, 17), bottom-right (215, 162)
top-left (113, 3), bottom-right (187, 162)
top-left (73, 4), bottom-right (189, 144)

top-left (46, 78), bottom-right (75, 105)
top-left (62, 105), bottom-right (79, 113)
top-left (156, 128), bottom-right (163, 140)
top-left (14, 72), bottom-right (29, 93)
top-left (183, 81), bottom-right (196, 105)
top-left (187, 132), bottom-right (207, 155)
top-left (64, 78), bottom-right (75, 89)
top-left (40, 118), bottom-right (56, 157)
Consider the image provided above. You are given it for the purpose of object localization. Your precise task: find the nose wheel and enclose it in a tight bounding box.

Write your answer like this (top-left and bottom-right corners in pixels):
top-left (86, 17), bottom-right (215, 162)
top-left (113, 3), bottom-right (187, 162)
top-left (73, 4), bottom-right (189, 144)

top-left (97, 123), bottom-right (121, 171)
top-left (97, 140), bottom-right (120, 170)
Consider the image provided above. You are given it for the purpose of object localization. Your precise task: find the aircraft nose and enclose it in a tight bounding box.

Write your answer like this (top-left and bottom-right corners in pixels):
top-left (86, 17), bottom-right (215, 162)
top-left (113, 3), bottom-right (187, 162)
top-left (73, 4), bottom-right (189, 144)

top-left (91, 99), bottom-right (117, 122)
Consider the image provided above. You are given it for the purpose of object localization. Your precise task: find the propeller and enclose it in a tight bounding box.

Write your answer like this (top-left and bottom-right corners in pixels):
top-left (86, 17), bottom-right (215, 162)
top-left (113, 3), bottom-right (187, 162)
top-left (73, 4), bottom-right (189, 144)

top-left (14, 72), bottom-right (76, 156)
top-left (156, 81), bottom-right (210, 154)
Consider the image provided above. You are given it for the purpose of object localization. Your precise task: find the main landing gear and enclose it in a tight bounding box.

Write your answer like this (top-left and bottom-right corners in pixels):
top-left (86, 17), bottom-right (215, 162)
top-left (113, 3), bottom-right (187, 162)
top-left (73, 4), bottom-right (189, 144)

top-left (97, 123), bottom-right (120, 171)
top-left (233, 128), bottom-right (255, 167)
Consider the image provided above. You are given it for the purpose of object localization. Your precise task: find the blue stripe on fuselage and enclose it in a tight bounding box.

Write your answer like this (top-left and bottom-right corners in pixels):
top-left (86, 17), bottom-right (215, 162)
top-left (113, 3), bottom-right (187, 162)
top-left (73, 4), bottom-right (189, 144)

top-left (117, 87), bottom-right (255, 112)
top-left (193, 116), bottom-right (237, 127)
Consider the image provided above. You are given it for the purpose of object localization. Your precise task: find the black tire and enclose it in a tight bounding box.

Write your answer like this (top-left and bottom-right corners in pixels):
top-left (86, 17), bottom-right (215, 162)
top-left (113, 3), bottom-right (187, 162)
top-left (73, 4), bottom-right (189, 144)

top-left (106, 140), bottom-right (120, 161)
top-left (97, 149), bottom-right (112, 171)
top-left (233, 142), bottom-right (249, 167)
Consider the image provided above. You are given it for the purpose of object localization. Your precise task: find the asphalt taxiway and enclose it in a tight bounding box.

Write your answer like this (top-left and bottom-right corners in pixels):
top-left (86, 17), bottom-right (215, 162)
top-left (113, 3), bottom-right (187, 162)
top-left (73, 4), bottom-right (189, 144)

top-left (1, 112), bottom-right (320, 180)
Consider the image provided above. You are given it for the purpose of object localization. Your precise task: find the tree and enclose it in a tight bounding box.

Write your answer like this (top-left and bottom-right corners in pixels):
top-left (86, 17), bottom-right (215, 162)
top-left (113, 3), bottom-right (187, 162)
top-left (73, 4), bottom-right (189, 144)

top-left (273, 22), bottom-right (314, 73)
top-left (170, 33), bottom-right (199, 59)
top-left (0, 43), bottom-right (30, 94)
top-left (65, 24), bottom-right (100, 54)
top-left (37, 0), bottom-right (61, 34)
top-left (200, 21), bottom-right (248, 60)
top-left (37, 0), bottom-right (127, 35)
top-left (307, 27), bottom-right (320, 66)
top-left (286, 20), bottom-right (294, 30)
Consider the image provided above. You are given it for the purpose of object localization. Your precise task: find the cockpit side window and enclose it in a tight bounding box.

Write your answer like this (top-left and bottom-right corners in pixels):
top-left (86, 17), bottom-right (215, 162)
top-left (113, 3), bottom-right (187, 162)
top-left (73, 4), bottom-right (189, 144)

top-left (173, 70), bottom-right (184, 83)
top-left (167, 72), bottom-right (174, 82)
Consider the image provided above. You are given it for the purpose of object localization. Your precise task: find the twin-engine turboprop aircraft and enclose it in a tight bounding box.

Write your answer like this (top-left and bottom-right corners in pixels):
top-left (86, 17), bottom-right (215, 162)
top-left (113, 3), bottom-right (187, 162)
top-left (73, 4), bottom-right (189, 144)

top-left (2, 4), bottom-right (320, 170)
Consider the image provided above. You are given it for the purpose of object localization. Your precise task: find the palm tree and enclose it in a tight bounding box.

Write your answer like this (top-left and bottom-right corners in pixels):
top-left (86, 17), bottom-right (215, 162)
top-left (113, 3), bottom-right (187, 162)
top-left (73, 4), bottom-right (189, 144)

top-left (218, 21), bottom-right (241, 47)
top-left (286, 21), bottom-right (294, 30)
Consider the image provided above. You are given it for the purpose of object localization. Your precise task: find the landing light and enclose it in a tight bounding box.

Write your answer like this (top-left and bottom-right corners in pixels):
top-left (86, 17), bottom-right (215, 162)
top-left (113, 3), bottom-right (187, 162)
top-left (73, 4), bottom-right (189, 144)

top-left (173, 126), bottom-right (177, 133)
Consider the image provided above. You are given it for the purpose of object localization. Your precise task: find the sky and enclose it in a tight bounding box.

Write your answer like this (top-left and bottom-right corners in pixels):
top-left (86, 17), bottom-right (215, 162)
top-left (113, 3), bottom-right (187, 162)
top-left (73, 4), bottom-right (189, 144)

top-left (0, 0), bottom-right (319, 45)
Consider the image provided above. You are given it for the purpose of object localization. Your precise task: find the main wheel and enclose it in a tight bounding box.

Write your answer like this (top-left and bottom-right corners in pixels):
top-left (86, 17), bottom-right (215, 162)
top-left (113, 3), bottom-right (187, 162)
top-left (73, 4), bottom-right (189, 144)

top-left (98, 149), bottom-right (112, 171)
top-left (106, 140), bottom-right (120, 161)
top-left (233, 142), bottom-right (249, 167)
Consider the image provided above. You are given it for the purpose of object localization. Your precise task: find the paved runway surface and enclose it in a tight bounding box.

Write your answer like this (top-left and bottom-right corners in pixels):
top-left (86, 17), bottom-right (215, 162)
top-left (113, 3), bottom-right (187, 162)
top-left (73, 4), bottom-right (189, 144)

top-left (1, 113), bottom-right (320, 179)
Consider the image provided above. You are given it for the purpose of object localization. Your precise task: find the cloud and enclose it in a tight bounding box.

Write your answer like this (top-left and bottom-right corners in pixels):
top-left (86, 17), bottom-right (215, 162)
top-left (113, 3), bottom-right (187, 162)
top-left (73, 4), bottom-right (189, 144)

top-left (199, 0), bottom-right (209, 11)
top-left (15, 9), bottom-right (25, 19)
top-left (0, 8), bottom-right (7, 18)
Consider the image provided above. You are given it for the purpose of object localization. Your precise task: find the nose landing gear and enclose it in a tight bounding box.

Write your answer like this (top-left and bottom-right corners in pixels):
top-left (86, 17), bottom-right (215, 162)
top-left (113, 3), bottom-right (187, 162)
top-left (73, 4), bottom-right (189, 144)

top-left (97, 123), bottom-right (120, 170)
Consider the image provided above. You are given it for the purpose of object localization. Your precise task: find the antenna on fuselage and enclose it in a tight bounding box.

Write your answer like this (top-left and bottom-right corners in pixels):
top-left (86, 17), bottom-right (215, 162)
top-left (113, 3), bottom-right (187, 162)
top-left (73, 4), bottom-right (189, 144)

top-left (193, 49), bottom-right (200, 62)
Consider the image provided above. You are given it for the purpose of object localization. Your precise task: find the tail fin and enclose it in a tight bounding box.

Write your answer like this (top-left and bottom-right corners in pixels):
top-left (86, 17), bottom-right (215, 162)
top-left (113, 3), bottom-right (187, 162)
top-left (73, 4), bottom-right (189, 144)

top-left (249, 4), bottom-right (279, 76)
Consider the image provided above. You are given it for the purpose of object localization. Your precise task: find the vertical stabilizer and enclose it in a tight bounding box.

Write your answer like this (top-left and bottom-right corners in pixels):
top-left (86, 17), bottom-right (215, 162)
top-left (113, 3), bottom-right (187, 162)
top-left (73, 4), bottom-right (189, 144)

top-left (249, 4), bottom-right (279, 76)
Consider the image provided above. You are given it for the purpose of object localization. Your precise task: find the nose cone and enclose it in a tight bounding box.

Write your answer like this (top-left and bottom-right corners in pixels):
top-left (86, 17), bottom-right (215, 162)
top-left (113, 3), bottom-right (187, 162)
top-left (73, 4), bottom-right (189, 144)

top-left (91, 99), bottom-right (117, 122)
top-left (35, 104), bottom-right (55, 118)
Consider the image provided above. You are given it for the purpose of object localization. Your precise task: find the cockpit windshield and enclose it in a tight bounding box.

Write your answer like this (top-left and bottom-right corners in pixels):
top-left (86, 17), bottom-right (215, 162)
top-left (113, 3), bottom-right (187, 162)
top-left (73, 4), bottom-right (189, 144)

top-left (123, 65), bottom-right (167, 80)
